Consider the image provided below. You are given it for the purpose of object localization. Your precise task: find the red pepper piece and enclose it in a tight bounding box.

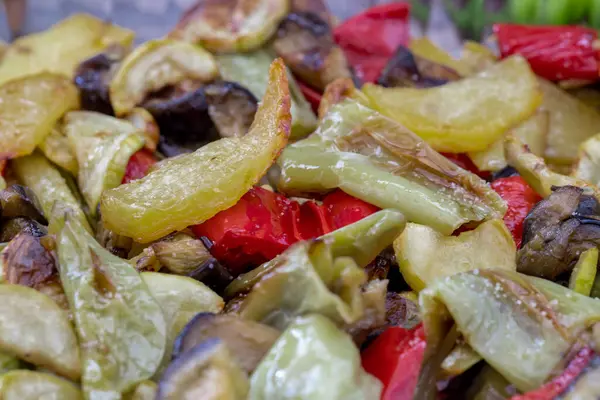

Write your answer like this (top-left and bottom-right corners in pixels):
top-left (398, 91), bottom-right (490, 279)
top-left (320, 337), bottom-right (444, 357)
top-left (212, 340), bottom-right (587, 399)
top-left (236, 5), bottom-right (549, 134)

top-left (121, 149), bottom-right (157, 184)
top-left (298, 81), bottom-right (322, 114)
top-left (0, 160), bottom-right (5, 178)
top-left (494, 24), bottom-right (600, 82)
top-left (441, 152), bottom-right (491, 180)
top-left (362, 324), bottom-right (426, 400)
top-left (334, 2), bottom-right (411, 83)
top-left (511, 347), bottom-right (594, 400)
top-left (491, 176), bottom-right (542, 248)
top-left (323, 189), bottom-right (380, 231)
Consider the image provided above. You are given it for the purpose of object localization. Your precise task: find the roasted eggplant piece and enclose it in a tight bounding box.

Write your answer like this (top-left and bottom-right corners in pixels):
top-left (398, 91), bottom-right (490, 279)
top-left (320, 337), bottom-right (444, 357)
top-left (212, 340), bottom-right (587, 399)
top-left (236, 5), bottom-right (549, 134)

top-left (157, 338), bottom-right (249, 400)
top-left (0, 185), bottom-right (46, 224)
top-left (95, 216), bottom-right (133, 259)
top-left (1, 233), bottom-right (57, 289)
top-left (0, 218), bottom-right (47, 242)
top-left (203, 81), bottom-right (258, 138)
top-left (377, 45), bottom-right (460, 88)
top-left (74, 46), bottom-right (125, 115)
top-left (173, 313), bottom-right (279, 374)
top-left (518, 186), bottom-right (600, 280)
top-left (273, 11), bottom-right (352, 91)
top-left (186, 258), bottom-right (234, 294)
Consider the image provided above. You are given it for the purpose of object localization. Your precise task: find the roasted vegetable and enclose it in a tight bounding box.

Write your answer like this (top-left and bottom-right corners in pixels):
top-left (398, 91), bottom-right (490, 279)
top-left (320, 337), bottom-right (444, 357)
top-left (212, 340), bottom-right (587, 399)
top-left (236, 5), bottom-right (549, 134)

top-left (377, 45), bottom-right (460, 88)
top-left (416, 269), bottom-right (600, 395)
top-left (0, 73), bottom-right (79, 160)
top-left (273, 11), bottom-right (352, 91)
top-left (173, 313), bottom-right (279, 374)
top-left (74, 45), bottom-right (126, 115)
top-left (126, 381), bottom-right (158, 400)
top-left (141, 272), bottom-right (223, 376)
top-left (55, 214), bottom-right (166, 398)
top-left (539, 78), bottom-right (600, 165)
top-left (0, 185), bottom-right (46, 224)
top-left (186, 257), bottom-right (234, 293)
top-left (1, 233), bottom-right (58, 290)
top-left (110, 39), bottom-right (219, 117)
top-left (38, 126), bottom-right (79, 176)
top-left (95, 216), bottom-right (133, 259)
top-left (468, 110), bottom-right (549, 172)
top-left (0, 284), bottom-right (80, 380)
top-left (459, 40), bottom-right (497, 75)
top-left (277, 99), bottom-right (506, 235)
top-left (518, 185), bottom-right (600, 280)
top-left (100, 59), bottom-right (291, 243)
top-left (217, 49), bottom-right (317, 139)
top-left (224, 210), bottom-right (404, 329)
top-left (12, 151), bottom-right (92, 232)
top-left (150, 232), bottom-right (212, 274)
top-left (64, 111), bottom-right (145, 214)
top-left (0, 218), bottom-right (47, 242)
top-left (0, 370), bottom-right (82, 400)
top-left (573, 133), bottom-right (600, 187)
top-left (0, 352), bottom-right (21, 374)
top-left (569, 247), bottom-right (598, 296)
top-left (362, 56), bottom-right (542, 153)
top-left (0, 14), bottom-right (134, 85)
top-left (408, 37), bottom-right (470, 77)
top-left (124, 108), bottom-right (160, 152)
top-left (394, 219), bottom-right (516, 292)
top-left (204, 81), bottom-right (258, 138)
top-left (157, 338), bottom-right (249, 400)
top-left (171, 0), bottom-right (290, 53)
top-left (250, 314), bottom-right (382, 399)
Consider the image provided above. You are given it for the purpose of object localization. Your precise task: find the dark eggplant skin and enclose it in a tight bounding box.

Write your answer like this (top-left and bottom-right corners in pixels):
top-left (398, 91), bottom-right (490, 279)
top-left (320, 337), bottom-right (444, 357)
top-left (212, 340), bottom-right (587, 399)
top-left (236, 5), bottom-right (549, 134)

top-left (74, 47), bottom-right (124, 115)
top-left (186, 259), bottom-right (233, 294)
top-left (518, 186), bottom-right (600, 280)
top-left (491, 166), bottom-right (520, 181)
top-left (0, 217), bottom-right (47, 242)
top-left (203, 81), bottom-right (258, 139)
top-left (0, 185), bottom-right (47, 224)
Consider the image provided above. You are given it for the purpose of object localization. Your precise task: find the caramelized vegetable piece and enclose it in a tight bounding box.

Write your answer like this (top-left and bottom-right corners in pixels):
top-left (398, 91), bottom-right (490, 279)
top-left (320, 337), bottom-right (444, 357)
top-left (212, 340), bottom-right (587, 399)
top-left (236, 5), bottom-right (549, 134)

top-left (0, 185), bottom-right (46, 223)
top-left (12, 152), bottom-right (91, 232)
top-left (64, 111), bottom-right (145, 214)
top-left (539, 79), bottom-right (600, 165)
top-left (277, 99), bottom-right (506, 235)
top-left (468, 110), bottom-right (549, 172)
top-left (55, 214), bottom-right (166, 398)
top-left (204, 81), bottom-right (258, 138)
top-left (217, 50), bottom-right (317, 139)
top-left (74, 46), bottom-right (126, 115)
top-left (573, 133), bottom-right (600, 187)
top-left (110, 39), bottom-right (219, 116)
top-left (273, 11), bottom-right (352, 91)
top-left (141, 272), bottom-right (224, 375)
top-left (124, 108), bottom-right (160, 152)
top-left (363, 56), bottom-right (542, 153)
top-left (0, 14), bottom-right (134, 85)
top-left (95, 216), bottom-right (133, 259)
top-left (171, 0), bottom-right (290, 53)
top-left (0, 73), bottom-right (79, 159)
top-left (394, 219), bottom-right (516, 292)
top-left (225, 210), bottom-right (404, 329)
top-left (409, 37), bottom-right (470, 77)
top-left (0, 284), bottom-right (80, 380)
top-left (250, 314), bottom-right (382, 400)
top-left (101, 59), bottom-right (291, 243)
top-left (417, 270), bottom-right (600, 394)
top-left (158, 338), bottom-right (249, 400)
top-left (39, 126), bottom-right (79, 176)
top-left (0, 370), bottom-right (82, 400)
top-left (0, 218), bottom-right (47, 242)
top-left (569, 247), bottom-right (598, 296)
top-left (150, 232), bottom-right (212, 274)
top-left (173, 313), bottom-right (280, 374)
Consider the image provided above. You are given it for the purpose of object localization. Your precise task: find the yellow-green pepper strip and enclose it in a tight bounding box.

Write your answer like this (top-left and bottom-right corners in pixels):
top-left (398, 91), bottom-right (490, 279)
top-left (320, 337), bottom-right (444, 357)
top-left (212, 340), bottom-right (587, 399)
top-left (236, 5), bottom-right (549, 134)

top-left (225, 210), bottom-right (405, 330)
top-left (0, 370), bottom-right (82, 400)
top-left (277, 100), bottom-right (506, 235)
top-left (64, 111), bottom-right (144, 215)
top-left (55, 214), bottom-right (166, 398)
top-left (217, 49), bottom-right (317, 140)
top-left (570, 247), bottom-right (599, 297)
top-left (249, 314), bottom-right (382, 400)
top-left (0, 353), bottom-right (20, 374)
top-left (12, 151), bottom-right (91, 233)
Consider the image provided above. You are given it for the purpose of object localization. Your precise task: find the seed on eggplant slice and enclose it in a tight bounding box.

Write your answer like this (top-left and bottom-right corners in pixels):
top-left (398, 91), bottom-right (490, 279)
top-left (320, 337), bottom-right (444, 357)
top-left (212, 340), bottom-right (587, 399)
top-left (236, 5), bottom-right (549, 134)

top-left (0, 185), bottom-right (46, 224)
top-left (0, 217), bottom-right (47, 242)
top-left (172, 312), bottom-right (279, 375)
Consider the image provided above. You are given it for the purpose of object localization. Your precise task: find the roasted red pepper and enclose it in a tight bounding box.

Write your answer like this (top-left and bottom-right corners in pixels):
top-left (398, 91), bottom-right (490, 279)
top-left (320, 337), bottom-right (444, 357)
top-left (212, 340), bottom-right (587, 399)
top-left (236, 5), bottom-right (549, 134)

top-left (191, 187), bottom-right (379, 275)
top-left (361, 324), bottom-right (426, 400)
top-left (491, 176), bottom-right (542, 248)
top-left (442, 152), bottom-right (491, 180)
top-left (298, 81), bottom-right (322, 114)
top-left (334, 2), bottom-right (411, 83)
top-left (494, 24), bottom-right (600, 81)
top-left (0, 160), bottom-right (6, 178)
top-left (511, 347), bottom-right (594, 400)
top-left (121, 149), bottom-right (157, 184)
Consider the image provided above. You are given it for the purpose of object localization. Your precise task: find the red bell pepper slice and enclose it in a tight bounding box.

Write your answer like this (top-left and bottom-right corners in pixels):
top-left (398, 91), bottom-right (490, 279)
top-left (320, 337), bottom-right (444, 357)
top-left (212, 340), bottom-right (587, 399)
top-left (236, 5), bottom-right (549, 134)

top-left (122, 149), bottom-right (157, 184)
top-left (494, 24), bottom-right (600, 82)
top-left (192, 188), bottom-right (379, 275)
top-left (511, 347), bottom-right (594, 400)
top-left (0, 160), bottom-right (6, 178)
top-left (490, 176), bottom-right (541, 248)
top-left (334, 2), bottom-right (411, 83)
top-left (362, 324), bottom-right (426, 400)
top-left (298, 81), bottom-right (322, 114)
top-left (441, 152), bottom-right (491, 180)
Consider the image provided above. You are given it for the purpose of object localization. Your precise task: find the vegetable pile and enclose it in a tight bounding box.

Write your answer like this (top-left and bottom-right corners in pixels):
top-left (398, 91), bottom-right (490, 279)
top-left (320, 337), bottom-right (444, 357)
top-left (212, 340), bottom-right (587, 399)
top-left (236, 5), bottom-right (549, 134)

top-left (4, 1), bottom-right (600, 399)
